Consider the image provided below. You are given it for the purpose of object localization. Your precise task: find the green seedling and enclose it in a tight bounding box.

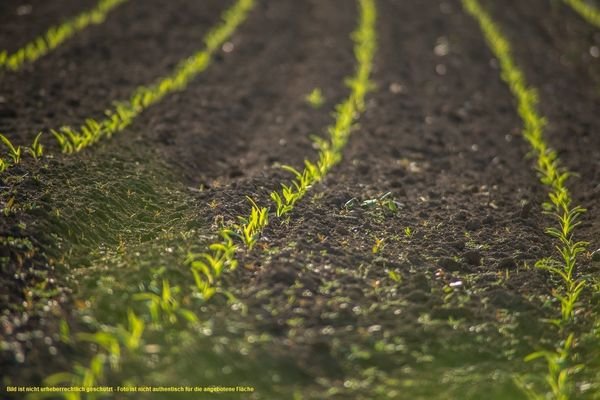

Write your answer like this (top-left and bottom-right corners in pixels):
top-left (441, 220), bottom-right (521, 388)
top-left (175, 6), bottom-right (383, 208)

top-left (522, 334), bottom-right (583, 400)
top-left (42, 310), bottom-right (146, 400)
top-left (133, 280), bottom-right (197, 325)
top-left (388, 270), bottom-right (402, 283)
top-left (0, 0), bottom-right (128, 71)
top-left (236, 197), bottom-right (268, 249)
top-left (27, 132), bottom-right (44, 160)
top-left (404, 227), bottom-right (413, 238)
top-left (346, 192), bottom-right (401, 213)
top-left (0, 133), bottom-right (21, 164)
top-left (59, 320), bottom-right (71, 344)
top-left (306, 88), bottom-right (325, 108)
top-left (372, 237), bottom-right (385, 254)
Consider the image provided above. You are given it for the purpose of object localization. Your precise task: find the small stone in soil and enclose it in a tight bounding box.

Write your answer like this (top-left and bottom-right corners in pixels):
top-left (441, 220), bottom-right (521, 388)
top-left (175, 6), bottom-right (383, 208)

top-left (438, 257), bottom-right (461, 271)
top-left (465, 219), bottom-right (481, 231)
top-left (498, 257), bottom-right (517, 269)
top-left (463, 250), bottom-right (482, 266)
top-left (520, 201), bottom-right (532, 218)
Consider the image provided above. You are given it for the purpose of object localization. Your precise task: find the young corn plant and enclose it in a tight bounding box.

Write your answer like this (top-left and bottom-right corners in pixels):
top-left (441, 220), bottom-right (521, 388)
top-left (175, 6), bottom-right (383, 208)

top-left (0, 133), bottom-right (21, 165)
top-left (51, 0), bottom-right (255, 153)
top-left (372, 237), bottom-right (385, 254)
top-left (235, 197), bottom-right (268, 249)
top-left (462, 0), bottom-right (589, 398)
top-left (27, 132), bottom-right (44, 160)
top-left (41, 311), bottom-right (144, 400)
top-left (0, 0), bottom-right (128, 71)
top-left (133, 279), bottom-right (197, 325)
top-left (184, 231), bottom-right (238, 301)
top-left (521, 334), bottom-right (584, 400)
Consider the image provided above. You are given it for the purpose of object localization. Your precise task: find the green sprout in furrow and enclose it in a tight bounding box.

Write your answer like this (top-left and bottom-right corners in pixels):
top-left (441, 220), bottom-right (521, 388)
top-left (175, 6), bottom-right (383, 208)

top-left (0, 0), bottom-right (127, 71)
top-left (51, 0), bottom-right (255, 153)
top-left (561, 0), bottom-right (600, 28)
top-left (36, 1), bottom-right (376, 396)
top-left (463, 0), bottom-right (590, 399)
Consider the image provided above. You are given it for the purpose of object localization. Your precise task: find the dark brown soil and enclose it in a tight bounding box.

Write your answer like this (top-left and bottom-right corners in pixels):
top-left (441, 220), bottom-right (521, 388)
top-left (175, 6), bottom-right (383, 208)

top-left (1, 0), bottom-right (599, 399)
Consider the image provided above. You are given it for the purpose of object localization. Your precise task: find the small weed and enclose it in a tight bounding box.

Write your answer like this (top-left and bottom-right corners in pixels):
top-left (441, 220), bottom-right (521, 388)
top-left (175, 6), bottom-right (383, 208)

top-left (306, 88), bottom-right (325, 108)
top-left (345, 192), bottom-right (401, 214)
top-left (372, 237), bottom-right (385, 254)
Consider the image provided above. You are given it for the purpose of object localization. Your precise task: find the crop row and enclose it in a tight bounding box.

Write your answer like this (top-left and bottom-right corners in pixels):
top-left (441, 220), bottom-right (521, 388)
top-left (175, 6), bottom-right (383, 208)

top-left (34, 0), bottom-right (377, 397)
top-left (463, 0), bottom-right (593, 398)
top-left (0, 0), bottom-right (127, 71)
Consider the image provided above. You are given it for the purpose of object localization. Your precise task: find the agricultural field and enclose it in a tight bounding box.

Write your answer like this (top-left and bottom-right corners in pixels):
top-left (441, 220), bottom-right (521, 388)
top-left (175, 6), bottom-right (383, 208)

top-left (0, 0), bottom-right (599, 399)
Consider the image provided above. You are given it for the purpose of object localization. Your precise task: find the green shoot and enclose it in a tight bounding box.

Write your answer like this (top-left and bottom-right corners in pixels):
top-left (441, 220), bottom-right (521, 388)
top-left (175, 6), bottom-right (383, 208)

top-left (27, 132), bottom-right (44, 160)
top-left (346, 192), bottom-right (401, 214)
top-left (306, 88), bottom-right (325, 108)
top-left (0, 133), bottom-right (21, 164)
top-left (236, 197), bottom-right (269, 249)
top-left (42, 309), bottom-right (146, 399)
top-left (133, 280), bottom-right (198, 325)
top-left (388, 270), bottom-right (402, 283)
top-left (522, 334), bottom-right (584, 400)
top-left (372, 237), bottom-right (385, 254)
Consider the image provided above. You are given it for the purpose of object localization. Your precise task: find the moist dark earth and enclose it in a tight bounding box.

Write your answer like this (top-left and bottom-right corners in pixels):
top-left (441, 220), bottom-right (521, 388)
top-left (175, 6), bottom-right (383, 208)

top-left (1, 0), bottom-right (599, 399)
